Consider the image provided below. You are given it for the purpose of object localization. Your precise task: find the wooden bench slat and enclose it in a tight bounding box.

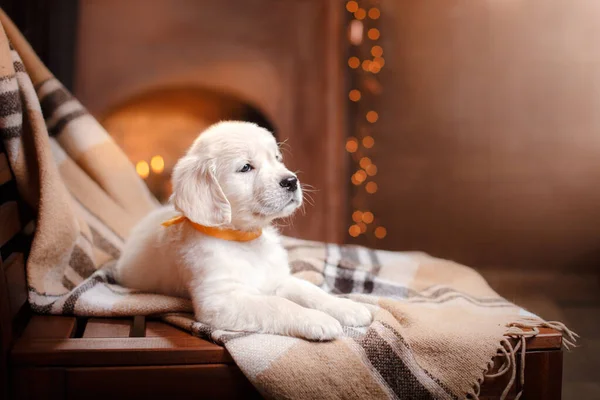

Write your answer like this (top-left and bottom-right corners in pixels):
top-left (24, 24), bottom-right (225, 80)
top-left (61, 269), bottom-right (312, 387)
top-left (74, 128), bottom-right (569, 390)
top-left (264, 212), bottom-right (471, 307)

top-left (83, 318), bottom-right (131, 338)
top-left (21, 316), bottom-right (77, 339)
top-left (145, 321), bottom-right (193, 338)
top-left (11, 336), bottom-right (232, 367)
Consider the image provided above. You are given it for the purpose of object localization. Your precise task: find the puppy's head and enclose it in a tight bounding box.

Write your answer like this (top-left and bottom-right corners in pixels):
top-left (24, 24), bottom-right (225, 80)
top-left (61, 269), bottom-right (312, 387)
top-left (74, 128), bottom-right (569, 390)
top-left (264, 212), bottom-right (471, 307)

top-left (170, 121), bottom-right (302, 231)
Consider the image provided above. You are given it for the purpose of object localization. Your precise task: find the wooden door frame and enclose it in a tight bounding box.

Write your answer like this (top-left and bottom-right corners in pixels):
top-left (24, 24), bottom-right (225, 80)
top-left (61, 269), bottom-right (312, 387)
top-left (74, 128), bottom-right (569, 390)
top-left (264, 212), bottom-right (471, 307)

top-left (322, 0), bottom-right (348, 244)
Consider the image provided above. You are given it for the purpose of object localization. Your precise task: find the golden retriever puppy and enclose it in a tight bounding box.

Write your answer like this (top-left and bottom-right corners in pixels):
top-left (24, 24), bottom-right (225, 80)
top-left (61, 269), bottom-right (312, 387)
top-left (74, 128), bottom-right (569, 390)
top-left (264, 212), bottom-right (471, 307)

top-left (116, 121), bottom-right (372, 340)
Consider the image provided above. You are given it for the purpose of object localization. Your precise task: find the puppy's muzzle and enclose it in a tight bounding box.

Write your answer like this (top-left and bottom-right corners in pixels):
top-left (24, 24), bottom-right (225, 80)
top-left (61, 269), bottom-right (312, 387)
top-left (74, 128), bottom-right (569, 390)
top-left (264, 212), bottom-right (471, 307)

top-left (279, 176), bottom-right (298, 192)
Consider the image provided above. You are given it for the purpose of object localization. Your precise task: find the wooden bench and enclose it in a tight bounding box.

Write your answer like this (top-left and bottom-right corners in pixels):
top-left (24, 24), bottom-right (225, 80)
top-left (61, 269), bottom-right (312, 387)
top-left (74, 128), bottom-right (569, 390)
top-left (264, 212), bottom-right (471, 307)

top-left (4, 313), bottom-right (562, 400)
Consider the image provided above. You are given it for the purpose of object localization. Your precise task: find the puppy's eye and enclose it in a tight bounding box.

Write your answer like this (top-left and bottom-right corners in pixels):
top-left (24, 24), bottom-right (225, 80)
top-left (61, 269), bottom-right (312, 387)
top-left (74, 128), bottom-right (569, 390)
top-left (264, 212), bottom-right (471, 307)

top-left (239, 163), bottom-right (254, 173)
top-left (276, 154), bottom-right (283, 162)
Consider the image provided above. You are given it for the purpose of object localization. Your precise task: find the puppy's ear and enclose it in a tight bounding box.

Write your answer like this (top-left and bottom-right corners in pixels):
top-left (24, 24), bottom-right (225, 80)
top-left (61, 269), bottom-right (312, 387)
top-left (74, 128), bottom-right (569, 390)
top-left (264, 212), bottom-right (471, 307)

top-left (170, 155), bottom-right (231, 226)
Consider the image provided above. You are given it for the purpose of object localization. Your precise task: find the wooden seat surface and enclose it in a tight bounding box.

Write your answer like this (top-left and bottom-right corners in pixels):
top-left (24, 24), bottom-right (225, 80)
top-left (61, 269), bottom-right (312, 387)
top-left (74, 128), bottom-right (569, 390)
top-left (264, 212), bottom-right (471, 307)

top-left (9, 315), bottom-right (259, 400)
top-left (8, 315), bottom-right (563, 400)
top-left (12, 316), bottom-right (232, 367)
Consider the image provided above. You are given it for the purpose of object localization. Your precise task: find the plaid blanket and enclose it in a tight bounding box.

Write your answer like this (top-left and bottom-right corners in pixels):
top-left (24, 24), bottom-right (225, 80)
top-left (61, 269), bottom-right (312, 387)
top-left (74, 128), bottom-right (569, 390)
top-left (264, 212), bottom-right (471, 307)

top-left (0, 10), bottom-right (575, 400)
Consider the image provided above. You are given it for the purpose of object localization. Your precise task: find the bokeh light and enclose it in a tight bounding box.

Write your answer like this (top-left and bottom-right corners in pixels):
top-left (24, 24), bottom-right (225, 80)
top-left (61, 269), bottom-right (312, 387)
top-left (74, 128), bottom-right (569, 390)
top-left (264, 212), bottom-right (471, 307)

top-left (349, 224), bottom-right (361, 237)
top-left (346, 137), bottom-right (359, 153)
top-left (368, 28), bottom-right (380, 40)
top-left (346, 1), bottom-right (358, 13)
top-left (362, 211), bottom-right (374, 224)
top-left (366, 164), bottom-right (378, 176)
top-left (354, 8), bottom-right (366, 20)
top-left (371, 46), bottom-right (383, 57)
top-left (150, 155), bottom-right (165, 174)
top-left (349, 89), bottom-right (361, 102)
top-left (136, 161), bottom-right (149, 179)
top-left (368, 8), bottom-right (380, 20)
top-left (366, 111), bottom-right (379, 123)
top-left (359, 157), bottom-right (372, 169)
top-left (374, 226), bottom-right (387, 239)
top-left (366, 181), bottom-right (378, 194)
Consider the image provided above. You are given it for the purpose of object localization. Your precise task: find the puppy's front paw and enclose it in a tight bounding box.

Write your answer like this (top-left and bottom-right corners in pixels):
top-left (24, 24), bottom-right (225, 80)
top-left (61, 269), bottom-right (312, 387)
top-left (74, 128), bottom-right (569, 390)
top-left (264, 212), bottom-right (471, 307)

top-left (293, 309), bottom-right (344, 341)
top-left (322, 299), bottom-right (373, 327)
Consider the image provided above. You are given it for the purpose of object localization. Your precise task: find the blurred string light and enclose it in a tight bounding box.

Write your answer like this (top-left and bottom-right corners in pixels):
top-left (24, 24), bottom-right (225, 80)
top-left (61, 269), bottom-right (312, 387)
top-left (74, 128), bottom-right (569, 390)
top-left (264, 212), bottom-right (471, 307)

top-left (349, 89), bottom-right (361, 102)
top-left (346, 1), bottom-right (359, 12)
top-left (366, 110), bottom-right (378, 123)
top-left (345, 137), bottom-right (359, 153)
top-left (367, 28), bottom-right (380, 40)
top-left (345, 0), bottom-right (386, 241)
top-left (136, 161), bottom-right (150, 179)
top-left (368, 8), bottom-right (380, 20)
top-left (137, 155), bottom-right (166, 179)
top-left (150, 155), bottom-right (165, 174)
top-left (348, 56), bottom-right (360, 69)
top-left (354, 8), bottom-right (367, 20)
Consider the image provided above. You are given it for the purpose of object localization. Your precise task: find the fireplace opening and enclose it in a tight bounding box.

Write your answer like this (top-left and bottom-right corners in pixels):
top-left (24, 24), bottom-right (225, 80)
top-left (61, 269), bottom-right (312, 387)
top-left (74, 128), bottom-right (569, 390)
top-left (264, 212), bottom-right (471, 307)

top-left (101, 87), bottom-right (275, 203)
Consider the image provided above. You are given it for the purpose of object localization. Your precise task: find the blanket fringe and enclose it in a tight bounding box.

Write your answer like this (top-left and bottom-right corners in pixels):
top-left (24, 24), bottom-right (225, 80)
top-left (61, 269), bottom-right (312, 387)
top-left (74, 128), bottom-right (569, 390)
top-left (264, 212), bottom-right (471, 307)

top-left (467, 317), bottom-right (577, 400)
top-left (509, 316), bottom-right (579, 349)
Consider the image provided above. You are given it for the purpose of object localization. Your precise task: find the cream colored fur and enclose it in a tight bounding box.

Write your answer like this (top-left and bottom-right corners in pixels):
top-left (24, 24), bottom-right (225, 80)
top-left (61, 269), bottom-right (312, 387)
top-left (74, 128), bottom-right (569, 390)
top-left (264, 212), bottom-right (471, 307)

top-left (116, 121), bottom-right (371, 340)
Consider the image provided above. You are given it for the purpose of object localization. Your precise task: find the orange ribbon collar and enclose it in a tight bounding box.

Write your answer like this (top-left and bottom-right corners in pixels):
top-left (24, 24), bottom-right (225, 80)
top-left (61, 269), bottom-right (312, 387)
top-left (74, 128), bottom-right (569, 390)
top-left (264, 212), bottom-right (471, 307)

top-left (162, 215), bottom-right (262, 242)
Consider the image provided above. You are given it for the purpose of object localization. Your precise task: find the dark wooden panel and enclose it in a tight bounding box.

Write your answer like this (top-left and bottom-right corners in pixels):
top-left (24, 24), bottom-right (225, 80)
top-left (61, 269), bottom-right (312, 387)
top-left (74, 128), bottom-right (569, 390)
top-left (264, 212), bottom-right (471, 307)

top-left (0, 151), bottom-right (10, 186)
top-left (0, 202), bottom-right (20, 249)
top-left (1, 253), bottom-right (26, 318)
top-left (65, 364), bottom-right (261, 400)
top-left (10, 367), bottom-right (65, 400)
top-left (0, 0), bottom-right (78, 90)
top-left (11, 336), bottom-right (232, 367)
top-left (0, 256), bottom-right (12, 400)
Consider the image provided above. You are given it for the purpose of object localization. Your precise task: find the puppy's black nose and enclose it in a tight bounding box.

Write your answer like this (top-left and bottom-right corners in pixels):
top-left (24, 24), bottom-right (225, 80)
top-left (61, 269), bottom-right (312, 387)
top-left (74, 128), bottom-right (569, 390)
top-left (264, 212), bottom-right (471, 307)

top-left (280, 176), bottom-right (298, 192)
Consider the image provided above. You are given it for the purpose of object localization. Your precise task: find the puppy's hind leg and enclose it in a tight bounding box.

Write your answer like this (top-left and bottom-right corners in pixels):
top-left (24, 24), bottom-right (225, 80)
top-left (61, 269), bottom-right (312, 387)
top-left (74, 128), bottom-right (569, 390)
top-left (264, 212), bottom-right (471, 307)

top-left (194, 290), bottom-right (344, 341)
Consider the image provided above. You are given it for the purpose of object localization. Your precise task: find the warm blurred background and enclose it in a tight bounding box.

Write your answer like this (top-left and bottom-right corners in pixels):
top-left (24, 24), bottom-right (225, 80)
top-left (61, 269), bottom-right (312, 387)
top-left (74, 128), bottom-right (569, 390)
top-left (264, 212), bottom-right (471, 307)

top-left (2, 0), bottom-right (599, 397)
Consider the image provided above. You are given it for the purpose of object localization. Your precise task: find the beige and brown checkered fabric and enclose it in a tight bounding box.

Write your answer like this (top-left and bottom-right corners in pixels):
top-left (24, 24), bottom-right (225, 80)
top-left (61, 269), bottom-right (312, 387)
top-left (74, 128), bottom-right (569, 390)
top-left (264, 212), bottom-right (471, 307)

top-left (0, 10), bottom-right (575, 400)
